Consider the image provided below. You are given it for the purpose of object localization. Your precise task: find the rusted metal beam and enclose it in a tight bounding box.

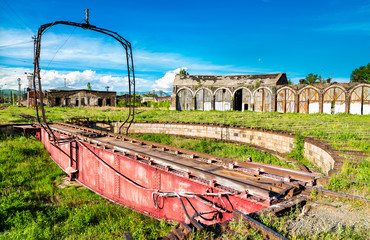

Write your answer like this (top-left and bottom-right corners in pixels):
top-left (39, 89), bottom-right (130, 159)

top-left (232, 209), bottom-right (288, 240)
top-left (311, 187), bottom-right (370, 203)
top-left (32, 18), bottom-right (136, 140)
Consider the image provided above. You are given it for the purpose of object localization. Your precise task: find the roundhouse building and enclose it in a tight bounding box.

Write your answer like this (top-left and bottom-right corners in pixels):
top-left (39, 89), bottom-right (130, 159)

top-left (47, 89), bottom-right (116, 107)
top-left (170, 73), bottom-right (369, 115)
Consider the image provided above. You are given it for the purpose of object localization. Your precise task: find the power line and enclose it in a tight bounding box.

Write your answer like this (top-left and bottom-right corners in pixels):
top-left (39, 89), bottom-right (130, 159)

top-left (1, 57), bottom-right (33, 64)
top-left (0, 40), bottom-right (33, 48)
top-left (1, 0), bottom-right (35, 35)
top-left (42, 24), bottom-right (81, 75)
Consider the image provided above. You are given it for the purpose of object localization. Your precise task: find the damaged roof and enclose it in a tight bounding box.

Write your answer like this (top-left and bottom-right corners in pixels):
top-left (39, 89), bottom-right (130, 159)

top-left (173, 73), bottom-right (287, 87)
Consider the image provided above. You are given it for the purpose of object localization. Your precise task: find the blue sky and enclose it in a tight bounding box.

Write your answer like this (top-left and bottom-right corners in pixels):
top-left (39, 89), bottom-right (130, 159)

top-left (1, 0), bottom-right (369, 92)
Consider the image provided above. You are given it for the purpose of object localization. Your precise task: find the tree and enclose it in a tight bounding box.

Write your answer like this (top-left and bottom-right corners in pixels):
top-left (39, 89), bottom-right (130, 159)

top-left (287, 79), bottom-right (294, 85)
top-left (351, 63), bottom-right (370, 82)
top-left (143, 91), bottom-right (157, 97)
top-left (304, 73), bottom-right (321, 84)
top-left (87, 82), bottom-right (92, 90)
top-left (178, 68), bottom-right (189, 76)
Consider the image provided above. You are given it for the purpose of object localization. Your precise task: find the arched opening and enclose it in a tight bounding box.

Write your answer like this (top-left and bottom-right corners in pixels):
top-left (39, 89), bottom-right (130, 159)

top-left (234, 88), bottom-right (251, 111)
top-left (214, 88), bottom-right (231, 111)
top-left (323, 87), bottom-right (346, 114)
top-left (298, 88), bottom-right (319, 114)
top-left (277, 88), bottom-right (295, 113)
top-left (254, 88), bottom-right (272, 112)
top-left (176, 89), bottom-right (193, 111)
top-left (350, 86), bottom-right (370, 115)
top-left (195, 89), bottom-right (212, 111)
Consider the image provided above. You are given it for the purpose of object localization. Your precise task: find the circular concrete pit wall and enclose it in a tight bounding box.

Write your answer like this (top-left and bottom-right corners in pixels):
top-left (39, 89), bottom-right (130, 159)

top-left (111, 122), bottom-right (338, 175)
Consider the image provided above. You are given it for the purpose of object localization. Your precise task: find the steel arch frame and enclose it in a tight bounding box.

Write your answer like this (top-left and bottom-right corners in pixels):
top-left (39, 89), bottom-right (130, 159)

top-left (33, 21), bottom-right (135, 140)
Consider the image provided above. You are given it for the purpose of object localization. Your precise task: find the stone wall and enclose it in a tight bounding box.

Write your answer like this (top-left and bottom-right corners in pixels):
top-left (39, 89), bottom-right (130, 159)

top-left (111, 122), bottom-right (338, 174)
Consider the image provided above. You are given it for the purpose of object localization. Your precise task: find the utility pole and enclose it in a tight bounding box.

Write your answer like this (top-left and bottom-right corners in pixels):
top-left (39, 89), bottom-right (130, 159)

top-left (0, 84), bottom-right (6, 104)
top-left (25, 72), bottom-right (33, 108)
top-left (85, 9), bottom-right (90, 24)
top-left (17, 78), bottom-right (21, 106)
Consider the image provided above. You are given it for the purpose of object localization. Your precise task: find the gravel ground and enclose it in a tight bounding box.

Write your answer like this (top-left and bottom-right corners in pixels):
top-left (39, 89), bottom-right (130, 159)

top-left (286, 198), bottom-right (369, 237)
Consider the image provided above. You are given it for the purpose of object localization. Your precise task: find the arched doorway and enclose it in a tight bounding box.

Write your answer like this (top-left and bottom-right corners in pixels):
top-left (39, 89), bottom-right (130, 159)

top-left (298, 88), bottom-right (319, 114)
top-left (195, 89), bottom-right (212, 111)
top-left (233, 88), bottom-right (251, 111)
top-left (323, 87), bottom-right (346, 114)
top-left (254, 88), bottom-right (272, 112)
top-left (277, 88), bottom-right (295, 113)
top-left (214, 88), bottom-right (231, 111)
top-left (176, 88), bottom-right (193, 111)
top-left (350, 86), bottom-right (370, 115)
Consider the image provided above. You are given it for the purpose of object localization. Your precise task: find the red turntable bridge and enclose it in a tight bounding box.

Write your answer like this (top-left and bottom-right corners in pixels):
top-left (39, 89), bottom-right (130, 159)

top-left (21, 122), bottom-right (317, 226)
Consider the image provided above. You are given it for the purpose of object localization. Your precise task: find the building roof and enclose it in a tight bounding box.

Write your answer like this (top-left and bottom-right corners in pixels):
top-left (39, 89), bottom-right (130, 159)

top-left (173, 73), bottom-right (287, 87)
top-left (48, 89), bottom-right (116, 94)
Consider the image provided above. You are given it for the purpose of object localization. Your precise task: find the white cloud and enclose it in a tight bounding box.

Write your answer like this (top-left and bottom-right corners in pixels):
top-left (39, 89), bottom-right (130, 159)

top-left (152, 67), bottom-right (186, 91)
top-left (0, 66), bottom-right (149, 91)
top-left (0, 28), bottom-right (262, 75)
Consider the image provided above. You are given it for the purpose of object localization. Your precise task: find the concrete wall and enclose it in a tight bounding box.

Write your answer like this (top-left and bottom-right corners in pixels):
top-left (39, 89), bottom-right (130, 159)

top-left (111, 122), bottom-right (337, 174)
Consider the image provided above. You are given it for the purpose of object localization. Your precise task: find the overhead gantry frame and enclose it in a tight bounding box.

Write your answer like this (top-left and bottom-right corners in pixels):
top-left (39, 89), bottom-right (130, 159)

top-left (33, 16), bottom-right (135, 141)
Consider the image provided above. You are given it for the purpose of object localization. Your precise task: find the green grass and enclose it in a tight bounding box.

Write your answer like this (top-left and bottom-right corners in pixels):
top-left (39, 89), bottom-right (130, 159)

top-left (0, 135), bottom-right (173, 239)
top-left (326, 158), bottom-right (370, 198)
top-left (131, 133), bottom-right (298, 169)
top-left (1, 106), bottom-right (369, 152)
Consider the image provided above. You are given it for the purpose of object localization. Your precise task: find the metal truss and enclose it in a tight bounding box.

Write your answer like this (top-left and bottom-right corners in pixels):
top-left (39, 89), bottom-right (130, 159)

top-left (33, 20), bottom-right (136, 140)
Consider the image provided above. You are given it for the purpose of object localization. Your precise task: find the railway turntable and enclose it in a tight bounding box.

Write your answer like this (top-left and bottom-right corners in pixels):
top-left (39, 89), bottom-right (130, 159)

top-left (27, 122), bottom-right (318, 226)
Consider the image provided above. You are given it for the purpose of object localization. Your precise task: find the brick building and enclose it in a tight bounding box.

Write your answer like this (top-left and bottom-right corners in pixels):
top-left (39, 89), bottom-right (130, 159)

top-left (47, 89), bottom-right (116, 107)
top-left (170, 73), bottom-right (370, 115)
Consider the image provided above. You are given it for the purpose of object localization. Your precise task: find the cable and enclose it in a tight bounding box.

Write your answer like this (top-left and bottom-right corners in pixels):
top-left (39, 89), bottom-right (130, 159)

top-left (42, 25), bottom-right (79, 74)
top-left (1, 57), bottom-right (32, 64)
top-left (0, 40), bottom-right (33, 48)
top-left (41, 20), bottom-right (85, 76)
top-left (1, 0), bottom-right (35, 35)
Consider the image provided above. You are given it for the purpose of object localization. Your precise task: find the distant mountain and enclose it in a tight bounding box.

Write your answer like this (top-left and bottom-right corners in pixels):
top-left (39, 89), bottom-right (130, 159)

top-left (0, 89), bottom-right (27, 96)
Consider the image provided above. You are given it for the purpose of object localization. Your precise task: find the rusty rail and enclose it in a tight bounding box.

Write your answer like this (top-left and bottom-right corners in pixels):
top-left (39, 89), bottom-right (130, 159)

top-left (232, 209), bottom-right (288, 240)
top-left (53, 122), bottom-right (318, 185)
top-left (311, 186), bottom-right (370, 202)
